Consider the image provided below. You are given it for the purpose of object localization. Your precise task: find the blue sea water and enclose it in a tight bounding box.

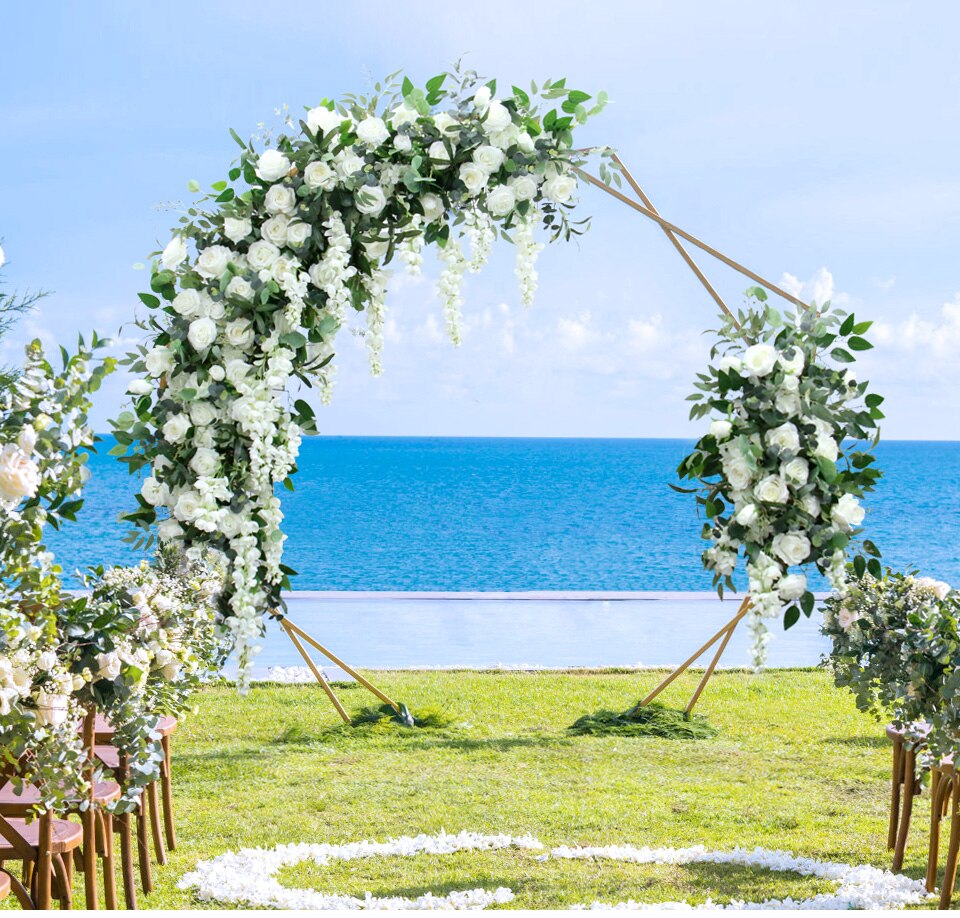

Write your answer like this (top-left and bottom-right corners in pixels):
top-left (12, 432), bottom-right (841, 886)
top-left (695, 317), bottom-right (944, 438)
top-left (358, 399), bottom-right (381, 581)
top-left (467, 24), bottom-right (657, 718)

top-left (46, 437), bottom-right (960, 591)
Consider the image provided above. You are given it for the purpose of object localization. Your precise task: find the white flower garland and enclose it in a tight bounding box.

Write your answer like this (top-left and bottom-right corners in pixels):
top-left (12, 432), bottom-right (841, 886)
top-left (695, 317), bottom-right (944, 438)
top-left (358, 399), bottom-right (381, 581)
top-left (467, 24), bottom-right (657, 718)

top-left (178, 831), bottom-right (932, 911)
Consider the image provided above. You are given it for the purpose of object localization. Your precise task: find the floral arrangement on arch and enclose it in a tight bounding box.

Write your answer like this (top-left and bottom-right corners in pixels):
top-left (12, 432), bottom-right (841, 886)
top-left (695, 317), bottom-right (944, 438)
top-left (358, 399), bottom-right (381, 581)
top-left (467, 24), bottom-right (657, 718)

top-left (114, 67), bottom-right (614, 683)
top-left (824, 565), bottom-right (960, 763)
top-left (677, 290), bottom-right (884, 667)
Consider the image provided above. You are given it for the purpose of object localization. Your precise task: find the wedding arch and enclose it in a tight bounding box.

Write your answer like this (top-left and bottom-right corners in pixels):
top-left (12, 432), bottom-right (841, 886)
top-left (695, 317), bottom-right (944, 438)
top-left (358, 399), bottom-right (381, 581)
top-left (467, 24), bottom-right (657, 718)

top-left (115, 67), bottom-right (881, 711)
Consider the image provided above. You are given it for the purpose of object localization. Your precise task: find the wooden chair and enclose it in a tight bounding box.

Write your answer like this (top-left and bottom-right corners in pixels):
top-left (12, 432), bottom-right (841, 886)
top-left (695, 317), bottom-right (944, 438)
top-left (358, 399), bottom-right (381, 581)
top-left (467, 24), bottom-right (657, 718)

top-left (887, 724), bottom-right (927, 871)
top-left (927, 758), bottom-right (960, 909)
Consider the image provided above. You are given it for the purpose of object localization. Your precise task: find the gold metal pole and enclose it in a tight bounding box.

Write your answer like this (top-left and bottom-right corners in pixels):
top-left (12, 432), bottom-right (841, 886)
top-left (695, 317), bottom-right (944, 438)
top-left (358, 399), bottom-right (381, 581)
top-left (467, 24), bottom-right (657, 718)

top-left (574, 165), bottom-right (809, 311)
top-left (632, 597), bottom-right (751, 711)
top-left (684, 606), bottom-right (741, 714)
top-left (284, 619), bottom-right (401, 714)
top-left (611, 154), bottom-right (732, 319)
top-left (281, 619), bottom-right (351, 723)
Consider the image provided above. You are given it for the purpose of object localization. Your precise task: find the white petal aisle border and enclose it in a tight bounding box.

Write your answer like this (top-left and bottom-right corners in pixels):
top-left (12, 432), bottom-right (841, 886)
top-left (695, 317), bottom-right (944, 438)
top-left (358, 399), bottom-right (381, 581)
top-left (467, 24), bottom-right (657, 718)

top-left (178, 831), bottom-right (933, 910)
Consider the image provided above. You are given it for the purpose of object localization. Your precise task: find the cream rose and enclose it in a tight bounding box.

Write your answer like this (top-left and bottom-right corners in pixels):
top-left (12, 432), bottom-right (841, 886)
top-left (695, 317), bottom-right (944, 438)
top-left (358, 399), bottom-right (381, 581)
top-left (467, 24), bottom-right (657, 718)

top-left (140, 476), bottom-right (166, 506)
top-left (195, 245), bottom-right (232, 280)
top-left (710, 419), bottom-right (732, 440)
top-left (767, 422), bottom-right (800, 453)
top-left (0, 445), bottom-right (39, 505)
top-left (261, 214), bottom-right (290, 247)
top-left (304, 161), bottom-right (337, 191)
top-left (161, 236), bottom-right (187, 269)
top-left (815, 436), bottom-right (839, 463)
top-left (355, 184), bottom-right (387, 216)
top-left (145, 346), bottom-right (174, 377)
top-left (718, 354), bottom-right (743, 374)
top-left (226, 276), bottom-right (255, 301)
top-left (473, 86), bottom-right (491, 111)
top-left (95, 652), bottom-right (122, 681)
top-left (34, 690), bottom-right (70, 727)
top-left (779, 572), bottom-right (807, 601)
top-left (743, 343), bottom-right (778, 377)
top-left (393, 134), bottom-right (412, 153)
top-left (265, 184), bottom-right (297, 215)
top-left (754, 474), bottom-right (790, 504)
top-left (459, 163), bottom-right (487, 196)
top-left (780, 346), bottom-right (805, 375)
top-left (356, 116), bottom-right (389, 146)
top-left (772, 531), bottom-right (811, 566)
top-left (162, 413), bottom-right (191, 443)
top-left (188, 317), bottom-right (217, 351)
top-left (189, 447), bottom-right (220, 477)
top-left (420, 193), bottom-right (445, 223)
top-left (247, 240), bottom-right (281, 270)
top-left (486, 185), bottom-right (516, 217)
top-left (157, 518), bottom-right (183, 541)
top-left (428, 141), bottom-right (451, 164)
top-left (831, 493), bottom-right (865, 531)
top-left (543, 173), bottom-right (577, 204)
top-left (255, 149), bottom-right (291, 182)
top-left (483, 100), bottom-right (512, 133)
top-left (172, 288), bottom-right (203, 317)
top-left (433, 112), bottom-right (460, 137)
top-left (225, 319), bottom-right (255, 349)
top-left (286, 221), bottom-right (311, 249)
top-left (307, 106), bottom-right (343, 135)
top-left (801, 494), bottom-right (821, 519)
top-left (390, 103), bottom-right (418, 127)
top-left (473, 144), bottom-right (505, 173)
top-left (509, 174), bottom-right (539, 202)
top-left (782, 457), bottom-right (809, 486)
top-left (223, 216), bottom-right (252, 243)
top-left (735, 503), bottom-right (758, 527)
top-left (723, 454), bottom-right (753, 491)
top-left (335, 152), bottom-right (364, 179)
top-left (174, 490), bottom-right (202, 522)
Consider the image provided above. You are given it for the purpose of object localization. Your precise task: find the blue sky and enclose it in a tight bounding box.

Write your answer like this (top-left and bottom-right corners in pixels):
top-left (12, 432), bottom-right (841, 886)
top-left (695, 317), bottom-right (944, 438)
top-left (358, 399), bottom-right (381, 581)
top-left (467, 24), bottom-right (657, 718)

top-left (2, 1), bottom-right (959, 438)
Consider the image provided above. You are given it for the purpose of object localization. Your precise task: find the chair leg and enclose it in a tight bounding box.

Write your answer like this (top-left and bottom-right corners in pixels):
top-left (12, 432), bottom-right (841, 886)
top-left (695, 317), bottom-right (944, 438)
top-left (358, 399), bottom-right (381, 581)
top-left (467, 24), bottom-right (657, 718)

top-left (889, 738), bottom-right (903, 850)
top-left (161, 735), bottom-right (177, 850)
top-left (893, 748), bottom-right (916, 871)
top-left (116, 813), bottom-right (137, 910)
top-left (52, 853), bottom-right (73, 909)
top-left (2, 868), bottom-right (35, 909)
top-left (136, 798), bottom-right (153, 893)
top-left (927, 771), bottom-right (945, 892)
top-left (98, 810), bottom-right (118, 910)
top-left (82, 807), bottom-right (99, 908)
top-left (940, 778), bottom-right (960, 909)
top-left (147, 781), bottom-right (167, 866)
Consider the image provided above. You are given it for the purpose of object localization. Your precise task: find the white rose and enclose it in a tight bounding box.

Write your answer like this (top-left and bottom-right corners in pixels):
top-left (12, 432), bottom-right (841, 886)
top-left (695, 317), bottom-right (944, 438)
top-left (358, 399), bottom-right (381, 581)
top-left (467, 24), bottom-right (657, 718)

top-left (772, 531), bottom-right (811, 566)
top-left (188, 317), bottom-right (218, 351)
top-left (782, 457), bottom-right (810, 486)
top-left (334, 152), bottom-right (364, 180)
top-left (255, 149), bottom-right (291, 182)
top-left (428, 141), bottom-right (451, 164)
top-left (838, 607), bottom-right (860, 631)
top-left (780, 346), bottom-right (805, 375)
top-left (459, 163), bottom-right (487, 196)
top-left (517, 132), bottom-right (535, 153)
top-left (433, 112), bottom-right (460, 137)
top-left (172, 288), bottom-right (203, 317)
top-left (420, 193), bottom-right (445, 223)
top-left (174, 490), bottom-right (202, 522)
top-left (473, 144), bottom-right (505, 173)
top-left (145, 346), bottom-right (174, 377)
top-left (486, 185), bottom-right (516, 217)
top-left (247, 240), bottom-right (281, 270)
top-left (195, 245), bottom-right (232, 280)
top-left (265, 184), bottom-right (297, 215)
top-left (161, 659), bottom-right (182, 681)
top-left (735, 503), bottom-right (758, 528)
top-left (488, 124), bottom-right (520, 150)
top-left (225, 359), bottom-right (249, 386)
top-left (393, 134), bottom-right (412, 153)
top-left (308, 262), bottom-right (336, 288)
top-left (815, 436), bottom-right (839, 463)
top-left (387, 103), bottom-right (417, 128)
top-left (743, 343), bottom-right (778, 377)
top-left (775, 390), bottom-right (802, 416)
top-left (36, 650), bottom-right (57, 672)
top-left (801, 494), bottom-right (821, 519)
top-left (226, 276), bottom-right (255, 301)
top-left (141, 476), bottom-right (166, 507)
top-left (355, 184), bottom-right (387, 216)
top-left (219, 510), bottom-right (244, 539)
top-left (364, 239), bottom-right (389, 260)
top-left (915, 576), bottom-right (951, 601)
top-left (483, 100), bottom-right (512, 133)
top-left (755, 474), bottom-right (790, 504)
top-left (509, 174), bottom-right (539, 202)
top-left (223, 216), bottom-right (252, 243)
top-left (724, 455), bottom-right (753, 491)
top-left (162, 413), bottom-right (191, 443)
top-left (303, 161), bottom-right (337, 191)
top-left (34, 690), bottom-right (70, 727)
top-left (718, 355), bottom-right (743, 374)
top-left (779, 573), bottom-right (808, 601)
top-left (95, 652), bottom-right (122, 681)
top-left (831, 493), bottom-right (865, 531)
top-left (0, 445), bottom-right (39, 506)
top-left (225, 319), bottom-right (255, 349)
top-left (161, 236), bottom-right (188, 270)
top-left (261, 214), bottom-right (290, 247)
top-left (17, 426), bottom-right (37, 453)
top-left (356, 116), bottom-right (389, 146)
top-left (127, 378), bottom-right (153, 396)
top-left (473, 86), bottom-right (491, 112)
top-left (189, 400), bottom-right (217, 426)
top-left (542, 173), bottom-right (577, 204)
top-left (157, 518), bottom-right (183, 541)
top-left (189, 447), bottom-right (220, 477)
top-left (710, 419), bottom-right (732, 440)
top-left (767, 422), bottom-right (800, 453)
top-left (307, 106), bottom-right (343, 135)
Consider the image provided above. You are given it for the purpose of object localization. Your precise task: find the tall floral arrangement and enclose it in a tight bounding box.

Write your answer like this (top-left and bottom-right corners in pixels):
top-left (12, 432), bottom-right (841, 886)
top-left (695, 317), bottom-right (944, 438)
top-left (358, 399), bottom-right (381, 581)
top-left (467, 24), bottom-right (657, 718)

top-left (114, 68), bottom-right (613, 684)
top-left (0, 312), bottom-right (116, 804)
top-left (824, 567), bottom-right (960, 763)
top-left (678, 290), bottom-right (883, 667)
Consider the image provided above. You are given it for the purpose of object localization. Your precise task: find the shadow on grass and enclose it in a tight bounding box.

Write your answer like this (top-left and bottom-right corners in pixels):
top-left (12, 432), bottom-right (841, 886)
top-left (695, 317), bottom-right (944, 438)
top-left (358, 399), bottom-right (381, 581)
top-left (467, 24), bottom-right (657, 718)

top-left (822, 734), bottom-right (888, 749)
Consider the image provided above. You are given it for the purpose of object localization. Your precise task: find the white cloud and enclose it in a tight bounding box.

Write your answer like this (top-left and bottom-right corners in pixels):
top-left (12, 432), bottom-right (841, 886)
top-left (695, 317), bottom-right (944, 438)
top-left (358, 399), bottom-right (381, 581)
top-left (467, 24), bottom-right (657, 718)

top-left (779, 267), bottom-right (842, 307)
top-left (872, 293), bottom-right (960, 365)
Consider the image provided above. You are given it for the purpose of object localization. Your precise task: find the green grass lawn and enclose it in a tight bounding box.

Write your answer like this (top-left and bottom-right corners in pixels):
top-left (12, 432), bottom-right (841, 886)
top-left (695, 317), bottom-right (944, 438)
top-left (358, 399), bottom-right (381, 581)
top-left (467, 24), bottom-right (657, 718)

top-left (7, 669), bottom-right (953, 909)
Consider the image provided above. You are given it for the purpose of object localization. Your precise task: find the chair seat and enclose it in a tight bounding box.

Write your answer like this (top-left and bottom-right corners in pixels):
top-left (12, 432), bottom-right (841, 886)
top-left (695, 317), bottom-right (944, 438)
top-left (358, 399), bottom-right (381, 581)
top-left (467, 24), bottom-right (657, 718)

top-left (95, 714), bottom-right (177, 741)
top-left (887, 722), bottom-right (932, 741)
top-left (0, 817), bottom-right (83, 855)
top-left (0, 781), bottom-right (121, 814)
top-left (0, 869), bottom-right (10, 901)
top-left (95, 745), bottom-right (120, 770)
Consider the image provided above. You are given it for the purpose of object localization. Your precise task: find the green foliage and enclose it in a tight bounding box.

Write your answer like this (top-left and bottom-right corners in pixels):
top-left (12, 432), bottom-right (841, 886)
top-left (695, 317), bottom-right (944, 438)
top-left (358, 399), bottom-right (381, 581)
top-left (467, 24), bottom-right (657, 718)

top-left (568, 702), bottom-right (719, 739)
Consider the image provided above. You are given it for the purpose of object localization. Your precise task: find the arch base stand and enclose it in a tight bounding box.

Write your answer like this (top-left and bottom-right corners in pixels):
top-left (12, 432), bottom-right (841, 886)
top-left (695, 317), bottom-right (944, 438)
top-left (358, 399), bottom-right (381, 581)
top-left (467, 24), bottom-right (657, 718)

top-left (631, 597), bottom-right (751, 715)
top-left (279, 618), bottom-right (401, 724)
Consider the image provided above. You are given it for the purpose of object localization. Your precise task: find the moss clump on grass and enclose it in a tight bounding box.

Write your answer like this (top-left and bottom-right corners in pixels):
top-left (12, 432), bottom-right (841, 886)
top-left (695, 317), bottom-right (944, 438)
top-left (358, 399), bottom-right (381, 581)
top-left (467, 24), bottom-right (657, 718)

top-left (345, 702), bottom-right (457, 731)
top-left (568, 701), bottom-right (718, 739)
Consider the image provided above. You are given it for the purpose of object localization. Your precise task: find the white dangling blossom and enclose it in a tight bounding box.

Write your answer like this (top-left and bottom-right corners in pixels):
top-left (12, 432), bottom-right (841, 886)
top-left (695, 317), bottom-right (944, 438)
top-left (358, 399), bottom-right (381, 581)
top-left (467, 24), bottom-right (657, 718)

top-left (514, 211), bottom-right (544, 307)
top-left (363, 269), bottom-right (389, 376)
top-left (463, 210), bottom-right (495, 273)
top-left (437, 237), bottom-right (468, 346)
top-left (398, 218), bottom-right (424, 277)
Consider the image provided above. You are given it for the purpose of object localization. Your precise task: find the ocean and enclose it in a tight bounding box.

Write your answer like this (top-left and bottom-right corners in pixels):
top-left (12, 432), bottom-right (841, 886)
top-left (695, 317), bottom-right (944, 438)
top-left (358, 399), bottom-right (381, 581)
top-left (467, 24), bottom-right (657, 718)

top-left (44, 437), bottom-right (960, 670)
